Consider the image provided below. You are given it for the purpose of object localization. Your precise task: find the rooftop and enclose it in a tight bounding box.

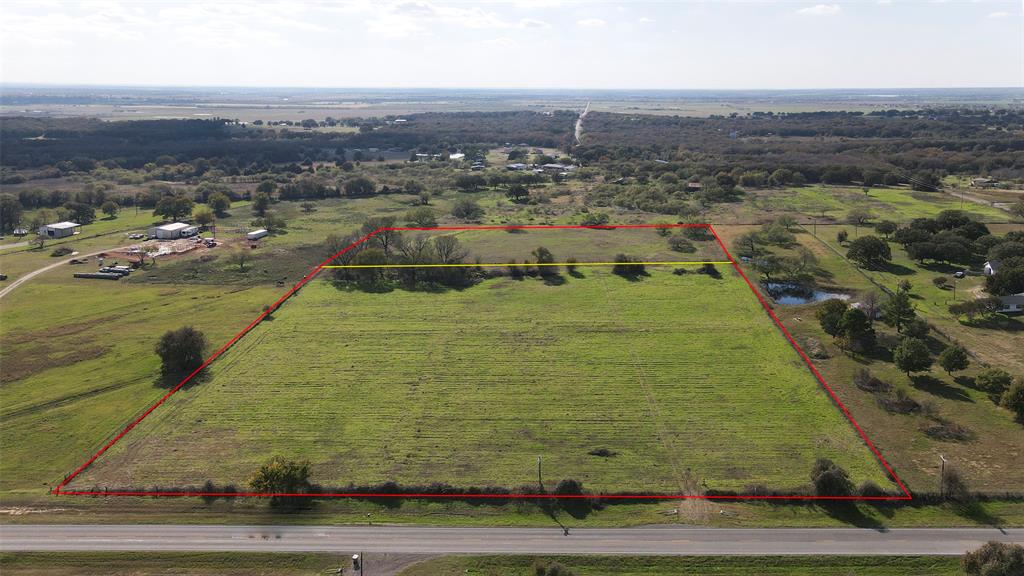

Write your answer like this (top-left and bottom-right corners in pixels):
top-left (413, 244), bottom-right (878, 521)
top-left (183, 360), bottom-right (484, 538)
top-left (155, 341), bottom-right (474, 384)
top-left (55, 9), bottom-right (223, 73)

top-left (157, 222), bottom-right (193, 231)
top-left (45, 221), bottom-right (81, 229)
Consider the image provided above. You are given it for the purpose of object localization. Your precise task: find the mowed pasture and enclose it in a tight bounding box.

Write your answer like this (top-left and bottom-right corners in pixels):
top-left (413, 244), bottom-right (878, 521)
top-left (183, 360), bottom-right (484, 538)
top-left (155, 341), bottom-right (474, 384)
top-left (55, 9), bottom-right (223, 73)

top-left (68, 232), bottom-right (895, 494)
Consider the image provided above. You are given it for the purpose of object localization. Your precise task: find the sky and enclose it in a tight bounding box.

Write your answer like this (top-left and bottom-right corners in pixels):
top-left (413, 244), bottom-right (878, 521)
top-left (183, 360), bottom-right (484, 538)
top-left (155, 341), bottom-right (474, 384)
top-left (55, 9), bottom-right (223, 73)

top-left (0, 0), bottom-right (1021, 90)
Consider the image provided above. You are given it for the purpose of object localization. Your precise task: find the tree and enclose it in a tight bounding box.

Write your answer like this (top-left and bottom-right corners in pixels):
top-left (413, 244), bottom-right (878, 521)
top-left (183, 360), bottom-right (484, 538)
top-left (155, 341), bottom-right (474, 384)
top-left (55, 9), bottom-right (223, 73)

top-left (874, 220), bottom-right (898, 238)
top-left (838, 308), bottom-right (875, 352)
top-left (612, 253), bottom-right (644, 277)
top-left (248, 457), bottom-right (312, 507)
top-left (846, 235), bottom-right (891, 268)
top-left (1001, 378), bottom-right (1024, 421)
top-left (451, 198), bottom-right (484, 221)
top-left (882, 290), bottom-right (916, 333)
top-left (938, 344), bottom-right (969, 375)
top-left (64, 201), bottom-right (96, 225)
top-left (836, 229), bottom-right (848, 244)
top-left (455, 173), bottom-right (487, 191)
top-left (846, 208), bottom-right (873, 232)
top-left (343, 176), bottom-right (376, 197)
top-left (903, 317), bottom-right (930, 339)
top-left (810, 457), bottom-right (853, 496)
top-left (251, 192), bottom-right (271, 216)
top-left (256, 179), bottom-right (277, 196)
top-left (963, 541), bottom-right (1024, 576)
top-left (154, 326), bottom-right (208, 376)
top-left (193, 205), bottom-right (215, 228)
top-left (154, 193), bottom-right (194, 221)
top-left (405, 207), bottom-right (437, 228)
top-left (932, 276), bottom-right (948, 290)
top-left (0, 194), bottom-right (24, 233)
top-left (532, 246), bottom-right (555, 265)
top-left (733, 231), bottom-right (762, 257)
top-left (816, 299), bottom-right (849, 338)
top-left (975, 368), bottom-right (1013, 394)
top-left (1011, 200), bottom-right (1024, 222)
top-left (227, 248), bottom-right (251, 272)
top-left (208, 191), bottom-right (232, 216)
top-left (505, 183), bottom-right (529, 203)
top-left (752, 254), bottom-right (785, 282)
top-left (100, 200), bottom-right (120, 218)
top-left (301, 202), bottom-right (316, 214)
top-left (893, 337), bottom-right (932, 377)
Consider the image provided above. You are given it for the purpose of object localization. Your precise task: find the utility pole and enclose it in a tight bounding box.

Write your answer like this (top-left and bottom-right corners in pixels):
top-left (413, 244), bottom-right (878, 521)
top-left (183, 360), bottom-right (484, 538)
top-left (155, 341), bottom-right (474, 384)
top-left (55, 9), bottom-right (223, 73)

top-left (537, 456), bottom-right (543, 489)
top-left (952, 276), bottom-right (956, 303)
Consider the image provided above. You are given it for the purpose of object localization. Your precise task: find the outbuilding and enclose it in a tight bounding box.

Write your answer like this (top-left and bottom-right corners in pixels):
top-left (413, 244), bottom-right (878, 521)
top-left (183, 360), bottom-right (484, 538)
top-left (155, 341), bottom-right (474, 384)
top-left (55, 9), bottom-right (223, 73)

top-left (38, 221), bottom-right (81, 238)
top-left (998, 292), bottom-right (1024, 314)
top-left (149, 222), bottom-right (198, 240)
top-left (246, 228), bottom-right (269, 241)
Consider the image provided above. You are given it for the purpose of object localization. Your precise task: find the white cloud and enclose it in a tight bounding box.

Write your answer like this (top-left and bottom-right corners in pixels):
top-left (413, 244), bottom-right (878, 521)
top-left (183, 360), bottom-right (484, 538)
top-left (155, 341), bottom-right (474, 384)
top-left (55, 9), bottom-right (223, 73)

top-left (638, 17), bottom-right (655, 24)
top-left (987, 11), bottom-right (1010, 18)
top-left (796, 4), bottom-right (842, 16)
top-left (577, 18), bottom-right (606, 28)
top-left (877, 0), bottom-right (892, 5)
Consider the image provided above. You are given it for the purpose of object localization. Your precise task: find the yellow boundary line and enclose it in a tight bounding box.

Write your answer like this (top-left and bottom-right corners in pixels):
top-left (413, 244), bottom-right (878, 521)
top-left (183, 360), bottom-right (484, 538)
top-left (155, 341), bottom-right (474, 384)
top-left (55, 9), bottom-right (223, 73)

top-left (323, 261), bottom-right (732, 269)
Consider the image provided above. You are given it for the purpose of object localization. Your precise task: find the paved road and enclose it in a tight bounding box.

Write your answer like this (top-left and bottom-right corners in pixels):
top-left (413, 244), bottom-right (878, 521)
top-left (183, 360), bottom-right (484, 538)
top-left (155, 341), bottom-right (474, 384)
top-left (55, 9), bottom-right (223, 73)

top-left (1, 525), bottom-right (1019, 555)
top-left (0, 245), bottom-right (130, 300)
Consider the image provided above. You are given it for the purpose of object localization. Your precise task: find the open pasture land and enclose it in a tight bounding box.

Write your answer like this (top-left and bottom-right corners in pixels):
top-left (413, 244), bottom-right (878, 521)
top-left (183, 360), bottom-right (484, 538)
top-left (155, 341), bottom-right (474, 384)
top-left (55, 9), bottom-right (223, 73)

top-left (65, 228), bottom-right (895, 496)
top-left (745, 186), bottom-right (1012, 225)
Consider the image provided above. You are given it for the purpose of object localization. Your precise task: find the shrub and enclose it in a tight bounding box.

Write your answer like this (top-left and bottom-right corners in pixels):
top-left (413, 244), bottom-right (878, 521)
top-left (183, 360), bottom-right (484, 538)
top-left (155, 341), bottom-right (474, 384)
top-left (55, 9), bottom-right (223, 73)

top-left (451, 198), bottom-right (484, 220)
top-left (50, 246), bottom-right (74, 257)
top-left (976, 368), bottom-right (1013, 394)
top-left (941, 466), bottom-right (971, 503)
top-left (611, 254), bottom-right (644, 276)
top-left (1001, 378), bottom-right (1024, 421)
top-left (932, 276), bottom-right (949, 289)
top-left (962, 542), bottom-right (1024, 576)
top-left (667, 234), bottom-right (696, 253)
top-left (857, 480), bottom-right (886, 497)
top-left (810, 457), bottom-right (853, 496)
top-left (580, 212), bottom-right (610, 226)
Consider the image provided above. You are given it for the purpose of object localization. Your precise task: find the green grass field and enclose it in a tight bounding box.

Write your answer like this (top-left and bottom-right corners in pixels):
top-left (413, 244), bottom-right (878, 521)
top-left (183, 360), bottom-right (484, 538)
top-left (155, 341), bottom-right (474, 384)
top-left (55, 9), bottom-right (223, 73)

top-left (0, 553), bottom-right (963, 576)
top-left (746, 185), bottom-right (1011, 224)
top-left (397, 555), bottom-right (961, 576)
top-left (68, 251), bottom-right (894, 493)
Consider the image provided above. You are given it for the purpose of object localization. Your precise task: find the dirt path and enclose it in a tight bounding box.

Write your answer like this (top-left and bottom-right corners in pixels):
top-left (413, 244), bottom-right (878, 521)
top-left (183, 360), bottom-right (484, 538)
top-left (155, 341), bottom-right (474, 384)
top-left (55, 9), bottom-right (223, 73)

top-left (0, 245), bottom-right (131, 300)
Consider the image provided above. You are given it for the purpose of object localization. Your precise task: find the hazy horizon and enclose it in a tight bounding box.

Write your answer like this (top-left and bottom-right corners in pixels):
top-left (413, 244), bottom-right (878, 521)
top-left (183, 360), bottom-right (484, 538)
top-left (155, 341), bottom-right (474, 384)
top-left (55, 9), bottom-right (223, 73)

top-left (1, 1), bottom-right (1021, 90)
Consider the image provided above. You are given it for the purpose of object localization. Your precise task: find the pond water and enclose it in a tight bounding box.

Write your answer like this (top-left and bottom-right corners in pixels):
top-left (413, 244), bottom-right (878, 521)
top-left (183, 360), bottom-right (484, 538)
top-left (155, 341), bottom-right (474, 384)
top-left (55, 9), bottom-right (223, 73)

top-left (763, 282), bottom-right (851, 305)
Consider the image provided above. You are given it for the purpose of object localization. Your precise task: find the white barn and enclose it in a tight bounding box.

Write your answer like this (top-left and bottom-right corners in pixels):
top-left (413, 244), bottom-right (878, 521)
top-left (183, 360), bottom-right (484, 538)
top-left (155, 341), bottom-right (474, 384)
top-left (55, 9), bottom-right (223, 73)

top-left (38, 221), bottom-right (81, 239)
top-left (149, 222), bottom-right (198, 240)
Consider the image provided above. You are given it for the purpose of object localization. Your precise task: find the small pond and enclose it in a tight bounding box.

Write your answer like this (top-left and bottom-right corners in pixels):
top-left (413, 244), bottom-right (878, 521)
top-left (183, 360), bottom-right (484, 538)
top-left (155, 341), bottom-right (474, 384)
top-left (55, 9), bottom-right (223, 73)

top-left (763, 282), bottom-right (851, 305)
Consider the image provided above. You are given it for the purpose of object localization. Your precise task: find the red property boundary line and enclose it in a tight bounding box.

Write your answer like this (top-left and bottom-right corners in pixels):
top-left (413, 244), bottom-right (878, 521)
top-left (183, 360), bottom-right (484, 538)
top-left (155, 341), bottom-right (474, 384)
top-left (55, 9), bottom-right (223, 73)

top-left (53, 224), bottom-right (912, 501)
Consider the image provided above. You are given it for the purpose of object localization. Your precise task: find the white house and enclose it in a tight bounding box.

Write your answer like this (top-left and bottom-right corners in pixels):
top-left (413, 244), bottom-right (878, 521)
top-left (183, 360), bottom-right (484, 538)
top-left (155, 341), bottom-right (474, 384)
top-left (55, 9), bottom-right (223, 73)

top-left (984, 260), bottom-right (1000, 276)
top-left (448, 153), bottom-right (466, 161)
top-left (149, 222), bottom-right (198, 240)
top-left (38, 221), bottom-right (81, 239)
top-left (998, 293), bottom-right (1024, 314)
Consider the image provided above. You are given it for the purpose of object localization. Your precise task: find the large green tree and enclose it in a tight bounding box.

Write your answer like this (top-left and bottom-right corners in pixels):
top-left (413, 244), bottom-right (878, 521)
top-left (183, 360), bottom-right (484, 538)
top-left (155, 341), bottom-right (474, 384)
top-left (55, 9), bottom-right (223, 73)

top-left (154, 326), bottom-right (208, 376)
top-left (893, 337), bottom-right (932, 377)
top-left (846, 235), bottom-right (891, 268)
